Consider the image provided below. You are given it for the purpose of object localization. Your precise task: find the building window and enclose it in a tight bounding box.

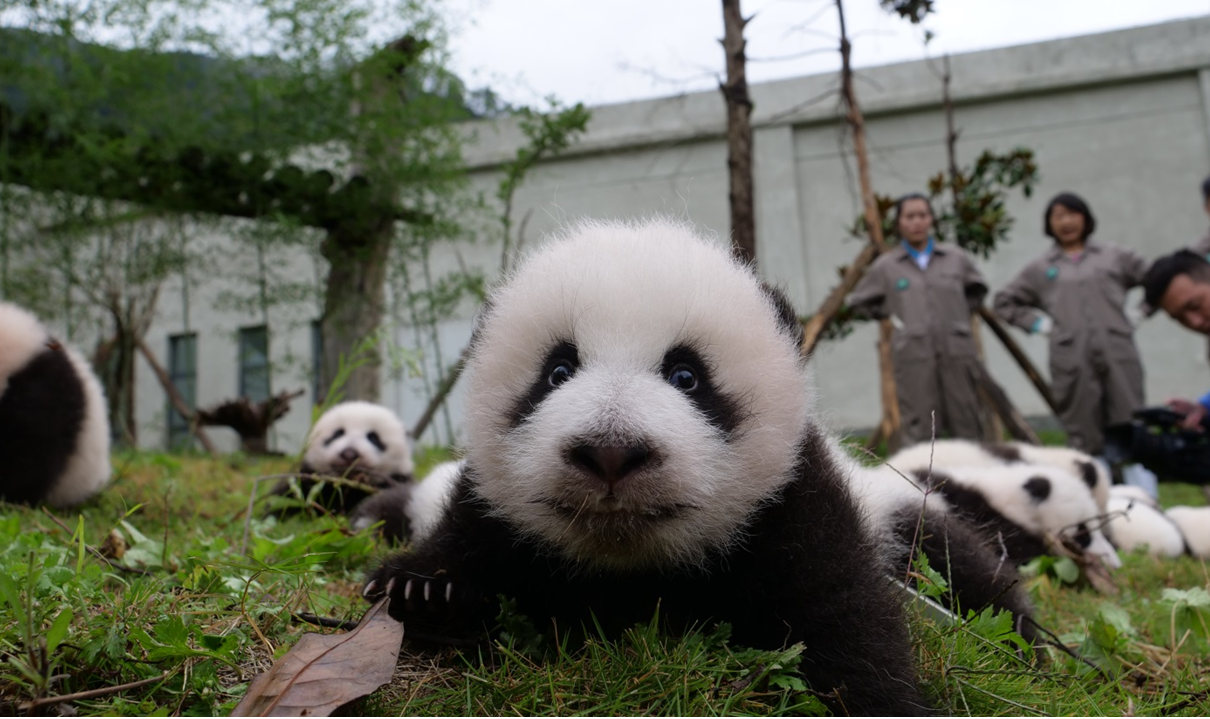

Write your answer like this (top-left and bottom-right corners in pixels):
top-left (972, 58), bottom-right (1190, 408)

top-left (167, 332), bottom-right (197, 450)
top-left (311, 319), bottom-right (324, 403)
top-left (238, 325), bottom-right (271, 403)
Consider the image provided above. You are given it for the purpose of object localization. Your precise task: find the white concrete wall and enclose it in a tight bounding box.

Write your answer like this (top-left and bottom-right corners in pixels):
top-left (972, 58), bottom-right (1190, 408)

top-left (20, 15), bottom-right (1210, 453)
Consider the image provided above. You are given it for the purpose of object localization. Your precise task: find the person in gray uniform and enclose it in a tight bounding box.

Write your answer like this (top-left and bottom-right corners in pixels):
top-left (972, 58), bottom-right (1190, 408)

top-left (848, 193), bottom-right (989, 444)
top-left (993, 191), bottom-right (1148, 455)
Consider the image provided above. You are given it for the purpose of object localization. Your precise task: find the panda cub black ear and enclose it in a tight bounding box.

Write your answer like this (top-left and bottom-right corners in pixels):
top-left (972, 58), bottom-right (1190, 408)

top-left (1076, 461), bottom-right (1098, 491)
top-left (759, 283), bottom-right (803, 347)
top-left (1023, 476), bottom-right (1052, 502)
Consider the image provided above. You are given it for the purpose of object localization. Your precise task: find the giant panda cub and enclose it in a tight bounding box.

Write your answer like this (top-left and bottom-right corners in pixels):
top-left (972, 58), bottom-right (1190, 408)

top-left (889, 438), bottom-right (1110, 513)
top-left (0, 301), bottom-right (111, 506)
top-left (836, 450), bottom-right (1038, 639)
top-left (908, 462), bottom-right (1120, 569)
top-left (1104, 485), bottom-right (1186, 558)
top-left (364, 219), bottom-right (929, 715)
top-left (272, 401), bottom-right (414, 528)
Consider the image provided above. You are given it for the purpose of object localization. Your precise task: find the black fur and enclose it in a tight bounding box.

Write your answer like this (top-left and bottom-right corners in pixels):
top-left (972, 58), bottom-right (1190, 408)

top-left (887, 504), bottom-right (1037, 642)
top-left (659, 345), bottom-right (745, 438)
top-left (508, 341), bottom-right (579, 428)
top-left (1076, 461), bottom-right (1098, 491)
top-left (760, 283), bottom-right (805, 346)
top-left (0, 343), bottom-right (87, 504)
top-left (367, 428), bottom-right (929, 715)
top-left (348, 482), bottom-right (414, 542)
top-left (913, 469), bottom-right (1048, 563)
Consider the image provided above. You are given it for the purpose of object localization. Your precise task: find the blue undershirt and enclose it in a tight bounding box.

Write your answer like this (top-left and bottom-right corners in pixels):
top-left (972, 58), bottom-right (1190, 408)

top-left (902, 236), bottom-right (935, 270)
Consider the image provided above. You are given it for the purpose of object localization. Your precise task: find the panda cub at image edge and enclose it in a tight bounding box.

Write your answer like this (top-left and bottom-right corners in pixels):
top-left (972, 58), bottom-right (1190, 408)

top-left (365, 218), bottom-right (930, 715)
top-left (273, 401), bottom-right (415, 529)
top-left (0, 301), bottom-right (111, 507)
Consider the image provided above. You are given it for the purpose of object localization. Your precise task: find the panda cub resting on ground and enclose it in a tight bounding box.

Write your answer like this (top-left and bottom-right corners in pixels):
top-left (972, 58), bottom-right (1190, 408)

top-left (0, 301), bottom-right (111, 507)
top-left (273, 401), bottom-right (415, 536)
top-left (365, 219), bottom-right (931, 714)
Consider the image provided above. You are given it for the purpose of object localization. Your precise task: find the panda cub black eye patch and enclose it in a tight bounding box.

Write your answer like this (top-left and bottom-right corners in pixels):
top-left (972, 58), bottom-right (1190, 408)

top-left (660, 345), bottom-right (744, 438)
top-left (323, 428), bottom-right (346, 446)
top-left (508, 341), bottom-right (579, 427)
top-left (366, 431), bottom-right (386, 452)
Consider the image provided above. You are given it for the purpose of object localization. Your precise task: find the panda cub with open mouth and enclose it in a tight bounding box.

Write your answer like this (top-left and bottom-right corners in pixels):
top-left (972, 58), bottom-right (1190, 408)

top-left (364, 218), bottom-right (930, 715)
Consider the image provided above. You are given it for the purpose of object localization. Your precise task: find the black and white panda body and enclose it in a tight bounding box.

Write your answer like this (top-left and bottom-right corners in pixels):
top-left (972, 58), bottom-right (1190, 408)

top-left (913, 463), bottom-right (1120, 568)
top-left (366, 219), bottom-right (927, 714)
top-left (889, 438), bottom-right (1110, 513)
top-left (277, 401), bottom-right (415, 517)
top-left (841, 458), bottom-right (1038, 638)
top-left (0, 302), bottom-right (111, 506)
top-left (349, 459), bottom-right (462, 543)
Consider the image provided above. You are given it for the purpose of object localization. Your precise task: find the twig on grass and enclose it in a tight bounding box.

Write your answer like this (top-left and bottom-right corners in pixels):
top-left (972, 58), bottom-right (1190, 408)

top-left (17, 670), bottom-right (170, 711)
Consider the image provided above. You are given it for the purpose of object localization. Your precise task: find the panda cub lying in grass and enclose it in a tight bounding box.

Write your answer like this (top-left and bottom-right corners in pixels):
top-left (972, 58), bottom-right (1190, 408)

top-left (0, 301), bottom-right (111, 507)
top-left (272, 401), bottom-right (414, 533)
top-left (363, 218), bottom-right (1039, 714)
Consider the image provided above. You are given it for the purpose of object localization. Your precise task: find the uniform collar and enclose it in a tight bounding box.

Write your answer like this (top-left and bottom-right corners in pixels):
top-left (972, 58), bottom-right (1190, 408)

top-left (895, 236), bottom-right (944, 261)
top-left (1046, 239), bottom-right (1100, 262)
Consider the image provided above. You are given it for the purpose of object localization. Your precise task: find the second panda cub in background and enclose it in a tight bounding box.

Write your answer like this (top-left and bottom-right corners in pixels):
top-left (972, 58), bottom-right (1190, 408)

top-left (273, 401), bottom-right (414, 524)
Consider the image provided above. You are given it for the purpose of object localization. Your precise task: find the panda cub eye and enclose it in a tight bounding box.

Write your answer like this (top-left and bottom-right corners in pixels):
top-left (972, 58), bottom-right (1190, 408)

top-left (366, 431), bottom-right (386, 452)
top-left (666, 364), bottom-right (698, 392)
top-left (323, 428), bottom-right (346, 446)
top-left (548, 360), bottom-right (574, 387)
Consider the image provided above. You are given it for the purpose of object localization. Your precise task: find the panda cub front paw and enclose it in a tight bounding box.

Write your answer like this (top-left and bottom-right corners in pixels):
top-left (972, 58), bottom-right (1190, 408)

top-left (364, 568), bottom-right (455, 619)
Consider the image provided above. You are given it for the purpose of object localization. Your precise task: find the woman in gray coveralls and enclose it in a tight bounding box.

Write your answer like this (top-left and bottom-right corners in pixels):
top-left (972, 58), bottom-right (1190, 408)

top-left (993, 192), bottom-right (1147, 455)
top-left (848, 193), bottom-right (989, 444)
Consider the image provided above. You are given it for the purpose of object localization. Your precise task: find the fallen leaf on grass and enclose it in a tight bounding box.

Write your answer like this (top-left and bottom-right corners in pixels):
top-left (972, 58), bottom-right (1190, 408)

top-left (232, 598), bottom-right (403, 716)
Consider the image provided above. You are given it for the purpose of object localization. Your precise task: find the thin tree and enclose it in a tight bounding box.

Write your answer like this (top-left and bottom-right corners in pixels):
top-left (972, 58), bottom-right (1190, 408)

top-left (720, 0), bottom-right (757, 263)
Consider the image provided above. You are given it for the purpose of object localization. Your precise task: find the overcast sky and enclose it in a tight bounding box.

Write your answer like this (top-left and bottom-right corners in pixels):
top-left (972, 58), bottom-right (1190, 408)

top-left (442, 0), bottom-right (1210, 108)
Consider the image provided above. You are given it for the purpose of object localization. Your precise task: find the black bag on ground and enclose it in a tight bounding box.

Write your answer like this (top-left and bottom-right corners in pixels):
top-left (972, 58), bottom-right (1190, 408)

top-left (1104, 407), bottom-right (1210, 484)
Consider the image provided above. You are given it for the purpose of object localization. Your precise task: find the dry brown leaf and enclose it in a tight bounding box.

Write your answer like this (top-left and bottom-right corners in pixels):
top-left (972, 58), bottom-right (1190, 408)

top-left (232, 598), bottom-right (403, 717)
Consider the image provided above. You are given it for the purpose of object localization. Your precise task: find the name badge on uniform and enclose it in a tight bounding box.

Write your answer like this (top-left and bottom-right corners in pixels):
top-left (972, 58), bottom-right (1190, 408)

top-left (1046, 266), bottom-right (1059, 280)
top-left (895, 277), bottom-right (910, 291)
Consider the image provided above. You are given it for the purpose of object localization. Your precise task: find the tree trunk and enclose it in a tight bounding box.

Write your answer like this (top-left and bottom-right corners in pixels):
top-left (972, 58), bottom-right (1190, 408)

top-left (318, 219), bottom-right (393, 403)
top-left (720, 0), bottom-right (756, 263)
top-left (835, 0), bottom-right (899, 448)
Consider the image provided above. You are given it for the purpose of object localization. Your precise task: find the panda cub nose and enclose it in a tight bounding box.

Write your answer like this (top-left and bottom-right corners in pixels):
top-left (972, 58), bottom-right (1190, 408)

top-left (567, 441), bottom-right (653, 487)
top-left (339, 448), bottom-right (361, 464)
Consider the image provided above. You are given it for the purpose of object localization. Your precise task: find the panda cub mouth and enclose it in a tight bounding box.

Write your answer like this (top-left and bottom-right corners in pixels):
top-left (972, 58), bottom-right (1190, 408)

top-left (537, 496), bottom-right (696, 523)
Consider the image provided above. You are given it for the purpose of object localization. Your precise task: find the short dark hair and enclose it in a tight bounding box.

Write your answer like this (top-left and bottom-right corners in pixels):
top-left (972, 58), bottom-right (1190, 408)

top-left (1044, 192), bottom-right (1096, 241)
top-left (1142, 250), bottom-right (1210, 310)
top-left (1201, 175), bottom-right (1210, 203)
top-left (891, 192), bottom-right (935, 236)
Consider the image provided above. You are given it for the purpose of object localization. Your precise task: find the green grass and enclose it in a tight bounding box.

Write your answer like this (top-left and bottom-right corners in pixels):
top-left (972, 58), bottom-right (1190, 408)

top-left (2, 448), bottom-right (1210, 715)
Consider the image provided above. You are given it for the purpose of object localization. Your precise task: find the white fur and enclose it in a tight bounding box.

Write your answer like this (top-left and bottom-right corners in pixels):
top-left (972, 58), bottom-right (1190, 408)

top-left (0, 302), bottom-right (50, 399)
top-left (43, 343), bottom-right (113, 506)
top-left (1104, 495), bottom-right (1185, 558)
top-left (304, 401), bottom-right (413, 477)
top-left (464, 218), bottom-right (810, 570)
top-left (1108, 483), bottom-right (1158, 508)
top-left (935, 463), bottom-right (1121, 568)
top-left (1164, 506), bottom-right (1210, 559)
top-left (888, 439), bottom-right (1109, 513)
top-left (405, 459), bottom-right (463, 542)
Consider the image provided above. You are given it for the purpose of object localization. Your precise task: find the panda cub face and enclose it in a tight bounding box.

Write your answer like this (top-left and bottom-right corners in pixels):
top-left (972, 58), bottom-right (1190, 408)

top-left (464, 219), bottom-right (811, 571)
top-left (303, 401), bottom-right (414, 484)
